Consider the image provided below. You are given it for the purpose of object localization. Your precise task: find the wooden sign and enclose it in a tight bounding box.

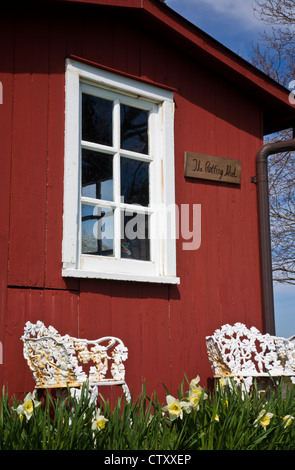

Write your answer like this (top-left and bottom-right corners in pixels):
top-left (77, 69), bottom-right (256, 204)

top-left (184, 152), bottom-right (241, 184)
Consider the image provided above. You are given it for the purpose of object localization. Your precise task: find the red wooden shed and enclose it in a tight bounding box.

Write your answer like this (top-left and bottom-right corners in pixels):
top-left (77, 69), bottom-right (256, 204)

top-left (1, 0), bottom-right (295, 402)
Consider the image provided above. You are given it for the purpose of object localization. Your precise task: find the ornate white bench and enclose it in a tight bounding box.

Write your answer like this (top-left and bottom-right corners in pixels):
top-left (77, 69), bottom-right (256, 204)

top-left (21, 321), bottom-right (130, 402)
top-left (206, 322), bottom-right (295, 392)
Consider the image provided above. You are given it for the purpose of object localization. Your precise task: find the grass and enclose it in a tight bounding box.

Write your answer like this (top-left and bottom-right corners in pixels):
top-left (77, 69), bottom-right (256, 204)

top-left (1, 376), bottom-right (295, 450)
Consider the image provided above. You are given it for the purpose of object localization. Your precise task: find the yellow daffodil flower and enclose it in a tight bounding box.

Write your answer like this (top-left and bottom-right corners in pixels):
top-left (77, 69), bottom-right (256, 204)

top-left (15, 392), bottom-right (40, 421)
top-left (254, 410), bottom-right (273, 430)
top-left (189, 376), bottom-right (201, 389)
top-left (189, 386), bottom-right (203, 398)
top-left (218, 377), bottom-right (229, 388)
top-left (91, 409), bottom-right (108, 431)
top-left (188, 392), bottom-right (201, 410)
top-left (163, 395), bottom-right (188, 421)
top-left (283, 415), bottom-right (294, 428)
top-left (188, 380), bottom-right (207, 405)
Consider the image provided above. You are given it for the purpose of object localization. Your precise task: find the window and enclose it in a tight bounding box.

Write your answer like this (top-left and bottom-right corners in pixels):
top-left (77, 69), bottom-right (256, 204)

top-left (62, 58), bottom-right (179, 284)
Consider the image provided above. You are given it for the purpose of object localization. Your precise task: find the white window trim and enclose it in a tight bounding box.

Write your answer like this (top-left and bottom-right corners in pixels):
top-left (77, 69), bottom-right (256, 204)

top-left (62, 58), bottom-right (179, 284)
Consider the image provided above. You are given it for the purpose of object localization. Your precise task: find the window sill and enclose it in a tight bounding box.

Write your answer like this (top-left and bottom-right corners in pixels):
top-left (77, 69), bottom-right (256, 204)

top-left (62, 267), bottom-right (180, 285)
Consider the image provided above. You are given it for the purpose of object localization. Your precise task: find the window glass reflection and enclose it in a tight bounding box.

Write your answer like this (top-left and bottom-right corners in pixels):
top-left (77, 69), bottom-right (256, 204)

top-left (121, 157), bottom-right (149, 206)
top-left (121, 104), bottom-right (149, 154)
top-left (81, 205), bottom-right (114, 256)
top-left (82, 93), bottom-right (113, 146)
top-left (82, 150), bottom-right (113, 201)
top-left (121, 211), bottom-right (150, 261)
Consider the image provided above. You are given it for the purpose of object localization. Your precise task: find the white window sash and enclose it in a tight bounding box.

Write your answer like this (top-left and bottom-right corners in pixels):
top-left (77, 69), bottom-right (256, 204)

top-left (62, 58), bottom-right (179, 284)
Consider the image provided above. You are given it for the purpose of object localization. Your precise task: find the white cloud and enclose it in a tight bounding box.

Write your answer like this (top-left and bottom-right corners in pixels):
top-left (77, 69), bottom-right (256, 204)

top-left (167, 0), bottom-right (260, 31)
top-left (166, 0), bottom-right (268, 57)
top-left (202, 0), bottom-right (259, 28)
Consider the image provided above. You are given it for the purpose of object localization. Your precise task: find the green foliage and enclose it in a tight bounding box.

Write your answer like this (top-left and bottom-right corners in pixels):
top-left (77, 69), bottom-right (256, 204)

top-left (1, 377), bottom-right (295, 450)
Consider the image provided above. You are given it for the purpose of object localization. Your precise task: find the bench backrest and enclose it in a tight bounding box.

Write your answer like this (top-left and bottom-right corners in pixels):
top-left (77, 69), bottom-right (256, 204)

top-left (22, 321), bottom-right (128, 388)
top-left (206, 322), bottom-right (295, 378)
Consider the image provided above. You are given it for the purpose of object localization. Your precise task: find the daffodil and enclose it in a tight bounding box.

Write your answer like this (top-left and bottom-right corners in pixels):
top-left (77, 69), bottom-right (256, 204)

top-left (187, 393), bottom-right (201, 410)
top-left (189, 385), bottom-right (203, 397)
top-left (186, 388), bottom-right (202, 411)
top-left (189, 376), bottom-right (201, 389)
top-left (15, 392), bottom-right (40, 421)
top-left (188, 378), bottom-right (207, 409)
top-left (254, 410), bottom-right (273, 430)
top-left (218, 377), bottom-right (229, 388)
top-left (91, 408), bottom-right (108, 431)
top-left (163, 395), bottom-right (188, 421)
top-left (283, 415), bottom-right (294, 428)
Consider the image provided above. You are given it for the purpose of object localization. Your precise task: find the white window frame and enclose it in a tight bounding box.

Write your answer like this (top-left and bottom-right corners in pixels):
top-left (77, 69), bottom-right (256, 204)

top-left (62, 58), bottom-right (179, 284)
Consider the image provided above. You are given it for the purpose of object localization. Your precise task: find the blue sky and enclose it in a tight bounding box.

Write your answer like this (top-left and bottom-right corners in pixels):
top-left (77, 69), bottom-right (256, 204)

top-left (165, 0), bottom-right (268, 59)
top-left (165, 0), bottom-right (295, 337)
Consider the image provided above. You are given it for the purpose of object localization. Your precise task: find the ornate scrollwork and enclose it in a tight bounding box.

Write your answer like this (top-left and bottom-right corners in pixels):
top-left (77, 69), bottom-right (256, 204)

top-left (21, 321), bottom-right (130, 401)
top-left (206, 322), bottom-right (295, 392)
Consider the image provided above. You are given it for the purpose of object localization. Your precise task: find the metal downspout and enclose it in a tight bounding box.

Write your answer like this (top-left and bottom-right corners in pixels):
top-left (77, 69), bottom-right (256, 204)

top-left (255, 137), bottom-right (295, 334)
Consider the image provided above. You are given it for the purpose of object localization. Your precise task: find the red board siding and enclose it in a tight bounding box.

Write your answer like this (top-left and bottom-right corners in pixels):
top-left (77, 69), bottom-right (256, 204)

top-left (0, 19), bottom-right (14, 388)
top-left (5, 288), bottom-right (44, 396)
top-left (1, 4), bottom-right (264, 403)
top-left (7, 16), bottom-right (49, 288)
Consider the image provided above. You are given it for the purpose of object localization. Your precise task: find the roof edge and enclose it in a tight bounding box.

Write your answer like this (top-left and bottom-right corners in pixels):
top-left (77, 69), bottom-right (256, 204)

top-left (23, 0), bottom-right (295, 133)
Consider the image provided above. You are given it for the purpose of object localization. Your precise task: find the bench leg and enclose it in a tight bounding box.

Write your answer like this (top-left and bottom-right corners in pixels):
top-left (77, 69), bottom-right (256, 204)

top-left (122, 383), bottom-right (131, 402)
top-left (69, 385), bottom-right (98, 404)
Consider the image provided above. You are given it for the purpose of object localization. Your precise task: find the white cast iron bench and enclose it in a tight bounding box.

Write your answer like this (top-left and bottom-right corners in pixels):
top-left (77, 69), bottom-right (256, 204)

top-left (206, 322), bottom-right (295, 392)
top-left (21, 321), bottom-right (131, 402)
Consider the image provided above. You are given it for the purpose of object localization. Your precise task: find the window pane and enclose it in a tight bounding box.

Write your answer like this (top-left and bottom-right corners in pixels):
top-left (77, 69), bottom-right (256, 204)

top-left (82, 150), bottom-right (113, 201)
top-left (121, 211), bottom-right (150, 261)
top-left (121, 104), bottom-right (149, 154)
top-left (82, 93), bottom-right (113, 146)
top-left (81, 205), bottom-right (114, 256)
top-left (121, 157), bottom-right (149, 206)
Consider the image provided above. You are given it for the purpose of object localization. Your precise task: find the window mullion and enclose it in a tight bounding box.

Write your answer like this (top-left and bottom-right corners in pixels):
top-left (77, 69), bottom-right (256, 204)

top-left (148, 107), bottom-right (158, 269)
top-left (113, 99), bottom-right (121, 259)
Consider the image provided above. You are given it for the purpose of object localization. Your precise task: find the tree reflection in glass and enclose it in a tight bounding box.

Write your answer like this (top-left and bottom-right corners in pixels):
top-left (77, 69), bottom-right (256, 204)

top-left (82, 150), bottom-right (113, 201)
top-left (121, 211), bottom-right (150, 261)
top-left (82, 93), bottom-right (113, 146)
top-left (120, 104), bottom-right (149, 154)
top-left (120, 157), bottom-right (149, 206)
